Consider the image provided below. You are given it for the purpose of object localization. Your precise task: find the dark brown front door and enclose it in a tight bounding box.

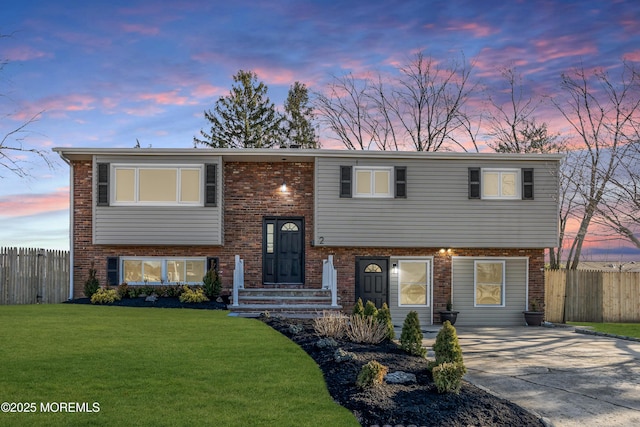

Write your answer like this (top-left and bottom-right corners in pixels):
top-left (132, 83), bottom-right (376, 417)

top-left (263, 217), bottom-right (304, 284)
top-left (355, 257), bottom-right (389, 307)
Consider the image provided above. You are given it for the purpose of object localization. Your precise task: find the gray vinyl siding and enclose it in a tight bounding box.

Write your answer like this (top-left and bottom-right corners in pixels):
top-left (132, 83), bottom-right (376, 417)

top-left (93, 155), bottom-right (222, 245)
top-left (451, 257), bottom-right (528, 326)
top-left (389, 257), bottom-right (434, 328)
top-left (315, 157), bottom-right (559, 248)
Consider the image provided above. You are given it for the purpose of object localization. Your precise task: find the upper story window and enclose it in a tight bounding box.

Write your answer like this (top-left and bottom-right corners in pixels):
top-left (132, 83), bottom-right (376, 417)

top-left (469, 167), bottom-right (533, 200)
top-left (97, 163), bottom-right (217, 207)
top-left (355, 167), bottom-right (393, 198)
top-left (483, 169), bottom-right (519, 199)
top-left (340, 165), bottom-right (407, 199)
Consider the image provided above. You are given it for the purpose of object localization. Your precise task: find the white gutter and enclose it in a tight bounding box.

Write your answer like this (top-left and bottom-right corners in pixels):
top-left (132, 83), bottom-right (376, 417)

top-left (57, 152), bottom-right (74, 300)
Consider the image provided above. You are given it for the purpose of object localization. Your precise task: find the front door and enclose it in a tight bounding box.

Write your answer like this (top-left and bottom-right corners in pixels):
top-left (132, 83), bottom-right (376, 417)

top-left (263, 217), bottom-right (304, 284)
top-left (355, 257), bottom-right (389, 308)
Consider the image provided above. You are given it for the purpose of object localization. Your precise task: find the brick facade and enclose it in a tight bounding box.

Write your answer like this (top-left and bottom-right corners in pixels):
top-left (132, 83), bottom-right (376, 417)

top-left (70, 160), bottom-right (545, 313)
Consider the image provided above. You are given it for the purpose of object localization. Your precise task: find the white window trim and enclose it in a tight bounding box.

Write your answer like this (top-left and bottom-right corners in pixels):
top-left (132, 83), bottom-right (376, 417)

top-left (474, 260), bottom-right (506, 307)
top-left (397, 258), bottom-right (432, 307)
top-left (482, 168), bottom-right (521, 200)
top-left (353, 166), bottom-right (394, 198)
top-left (111, 164), bottom-right (204, 206)
top-left (120, 256), bottom-right (207, 285)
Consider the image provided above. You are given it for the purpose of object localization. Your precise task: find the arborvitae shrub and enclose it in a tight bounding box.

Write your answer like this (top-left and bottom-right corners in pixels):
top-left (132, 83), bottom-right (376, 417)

top-left (376, 302), bottom-right (395, 340)
top-left (84, 263), bottom-right (100, 298)
top-left (432, 362), bottom-right (465, 394)
top-left (400, 311), bottom-right (426, 357)
top-left (363, 300), bottom-right (378, 317)
top-left (356, 360), bottom-right (388, 389)
top-left (433, 320), bottom-right (465, 367)
top-left (202, 269), bottom-right (222, 299)
top-left (352, 298), bottom-right (365, 317)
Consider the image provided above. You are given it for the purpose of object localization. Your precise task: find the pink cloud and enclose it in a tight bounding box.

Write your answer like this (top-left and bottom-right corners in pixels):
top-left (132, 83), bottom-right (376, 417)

top-left (5, 46), bottom-right (50, 61)
top-left (533, 36), bottom-right (597, 62)
top-left (253, 67), bottom-right (297, 86)
top-left (623, 50), bottom-right (640, 62)
top-left (446, 21), bottom-right (498, 38)
top-left (121, 23), bottom-right (160, 36)
top-left (191, 83), bottom-right (226, 99)
top-left (0, 189), bottom-right (69, 218)
top-left (137, 90), bottom-right (192, 106)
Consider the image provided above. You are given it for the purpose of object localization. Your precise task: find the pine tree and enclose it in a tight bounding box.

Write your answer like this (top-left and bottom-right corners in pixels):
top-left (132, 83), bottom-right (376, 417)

top-left (194, 70), bottom-right (283, 148)
top-left (283, 81), bottom-right (318, 148)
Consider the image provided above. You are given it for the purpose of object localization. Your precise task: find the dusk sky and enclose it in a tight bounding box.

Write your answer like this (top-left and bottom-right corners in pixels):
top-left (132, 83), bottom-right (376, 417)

top-left (1, 0), bottom-right (639, 261)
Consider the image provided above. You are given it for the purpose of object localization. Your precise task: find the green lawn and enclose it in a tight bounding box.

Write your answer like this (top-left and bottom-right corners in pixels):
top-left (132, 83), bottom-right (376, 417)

top-left (0, 305), bottom-right (358, 427)
top-left (568, 321), bottom-right (640, 339)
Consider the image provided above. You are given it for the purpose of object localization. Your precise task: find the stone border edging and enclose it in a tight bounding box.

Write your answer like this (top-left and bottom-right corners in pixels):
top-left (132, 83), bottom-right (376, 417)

top-left (574, 328), bottom-right (640, 342)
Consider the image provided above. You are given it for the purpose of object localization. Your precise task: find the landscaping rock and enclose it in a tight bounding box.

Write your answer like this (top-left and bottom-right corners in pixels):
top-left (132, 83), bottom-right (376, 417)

top-left (145, 295), bottom-right (157, 302)
top-left (385, 371), bottom-right (417, 384)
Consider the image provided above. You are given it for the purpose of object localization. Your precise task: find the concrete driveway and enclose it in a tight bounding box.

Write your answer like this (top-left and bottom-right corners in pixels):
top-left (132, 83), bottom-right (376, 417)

top-left (422, 325), bottom-right (640, 427)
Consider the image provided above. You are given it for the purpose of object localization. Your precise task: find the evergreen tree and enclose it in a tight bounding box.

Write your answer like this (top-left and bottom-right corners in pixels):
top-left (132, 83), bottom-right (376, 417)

top-left (194, 70), bottom-right (283, 148)
top-left (283, 82), bottom-right (318, 148)
top-left (400, 311), bottom-right (426, 357)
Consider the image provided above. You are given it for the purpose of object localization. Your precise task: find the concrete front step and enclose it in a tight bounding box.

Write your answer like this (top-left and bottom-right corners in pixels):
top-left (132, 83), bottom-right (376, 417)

top-left (230, 287), bottom-right (341, 317)
top-left (228, 303), bottom-right (343, 318)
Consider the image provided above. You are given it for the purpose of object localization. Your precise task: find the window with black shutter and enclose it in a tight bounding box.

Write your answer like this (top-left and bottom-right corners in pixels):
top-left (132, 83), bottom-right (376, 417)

top-left (395, 166), bottom-right (407, 198)
top-left (468, 168), bottom-right (481, 199)
top-left (340, 166), bottom-right (352, 198)
top-left (106, 257), bottom-right (119, 286)
top-left (205, 163), bottom-right (217, 206)
top-left (522, 168), bottom-right (534, 200)
top-left (97, 163), bottom-right (110, 206)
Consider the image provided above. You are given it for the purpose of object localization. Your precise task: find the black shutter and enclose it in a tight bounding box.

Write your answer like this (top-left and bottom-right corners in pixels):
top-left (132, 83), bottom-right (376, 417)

top-left (106, 257), bottom-right (119, 286)
top-left (340, 166), bottom-right (352, 198)
top-left (394, 166), bottom-right (407, 198)
top-left (522, 168), bottom-right (534, 200)
top-left (205, 163), bottom-right (217, 206)
top-left (97, 163), bottom-right (110, 206)
top-left (469, 168), bottom-right (481, 199)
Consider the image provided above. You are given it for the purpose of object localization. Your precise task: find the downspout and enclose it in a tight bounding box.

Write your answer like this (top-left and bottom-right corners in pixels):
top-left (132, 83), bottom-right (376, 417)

top-left (59, 153), bottom-right (74, 300)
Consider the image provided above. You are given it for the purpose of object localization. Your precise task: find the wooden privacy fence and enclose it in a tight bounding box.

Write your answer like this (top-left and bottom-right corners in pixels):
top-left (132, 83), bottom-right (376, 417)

top-left (545, 269), bottom-right (640, 323)
top-left (0, 247), bottom-right (70, 305)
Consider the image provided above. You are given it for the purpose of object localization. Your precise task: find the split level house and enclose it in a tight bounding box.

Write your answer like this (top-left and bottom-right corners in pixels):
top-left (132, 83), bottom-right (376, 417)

top-left (54, 147), bottom-right (562, 327)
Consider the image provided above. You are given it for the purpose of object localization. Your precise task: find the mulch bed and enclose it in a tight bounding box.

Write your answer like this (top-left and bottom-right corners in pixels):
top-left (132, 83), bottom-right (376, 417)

top-left (262, 316), bottom-right (545, 427)
top-left (64, 296), bottom-right (227, 310)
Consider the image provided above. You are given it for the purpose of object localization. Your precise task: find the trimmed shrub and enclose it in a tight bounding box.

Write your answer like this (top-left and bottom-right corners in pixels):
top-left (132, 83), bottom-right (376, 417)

top-left (313, 310), bottom-right (348, 339)
top-left (91, 288), bottom-right (121, 304)
top-left (352, 298), bottom-right (365, 317)
top-left (179, 286), bottom-right (209, 303)
top-left (166, 284), bottom-right (183, 298)
top-left (376, 302), bottom-right (395, 340)
top-left (432, 362), bottom-right (466, 394)
top-left (116, 283), bottom-right (129, 299)
top-left (202, 269), bottom-right (222, 299)
top-left (433, 320), bottom-right (465, 367)
top-left (363, 300), bottom-right (378, 317)
top-left (346, 315), bottom-right (388, 344)
top-left (84, 263), bottom-right (100, 298)
top-left (356, 360), bottom-right (388, 389)
top-left (400, 311), bottom-right (426, 357)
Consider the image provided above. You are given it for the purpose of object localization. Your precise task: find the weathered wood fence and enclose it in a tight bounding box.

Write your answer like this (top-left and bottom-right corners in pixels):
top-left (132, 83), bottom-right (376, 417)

top-left (545, 269), bottom-right (640, 323)
top-left (0, 247), bottom-right (70, 305)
